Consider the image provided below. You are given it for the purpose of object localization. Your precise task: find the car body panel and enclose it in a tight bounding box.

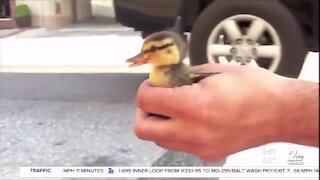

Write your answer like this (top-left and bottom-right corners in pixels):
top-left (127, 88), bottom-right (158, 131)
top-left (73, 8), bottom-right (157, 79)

top-left (114, 0), bottom-right (182, 30)
top-left (114, 0), bottom-right (318, 51)
top-left (312, 0), bottom-right (319, 50)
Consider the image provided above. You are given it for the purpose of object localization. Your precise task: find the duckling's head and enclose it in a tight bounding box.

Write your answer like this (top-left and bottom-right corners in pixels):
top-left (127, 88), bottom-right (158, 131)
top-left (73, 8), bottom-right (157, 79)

top-left (127, 31), bottom-right (187, 67)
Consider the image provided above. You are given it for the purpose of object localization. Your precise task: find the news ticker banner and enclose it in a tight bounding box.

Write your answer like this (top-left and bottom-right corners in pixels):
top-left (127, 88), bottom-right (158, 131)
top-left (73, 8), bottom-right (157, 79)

top-left (20, 166), bottom-right (319, 178)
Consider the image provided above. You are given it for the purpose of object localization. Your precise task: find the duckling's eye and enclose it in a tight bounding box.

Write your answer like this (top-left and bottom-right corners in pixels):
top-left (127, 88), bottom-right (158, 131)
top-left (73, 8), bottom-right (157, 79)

top-left (166, 49), bottom-right (172, 54)
top-left (150, 46), bottom-right (157, 52)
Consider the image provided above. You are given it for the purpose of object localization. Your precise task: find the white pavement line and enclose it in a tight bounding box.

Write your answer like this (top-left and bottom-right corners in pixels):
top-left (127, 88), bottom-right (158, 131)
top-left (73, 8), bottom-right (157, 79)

top-left (0, 65), bottom-right (151, 73)
top-left (58, 28), bottom-right (134, 32)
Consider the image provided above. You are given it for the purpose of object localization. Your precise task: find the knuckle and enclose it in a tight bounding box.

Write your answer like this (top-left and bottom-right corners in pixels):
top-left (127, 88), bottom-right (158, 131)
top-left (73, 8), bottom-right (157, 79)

top-left (134, 123), bottom-right (150, 140)
top-left (188, 127), bottom-right (213, 145)
top-left (137, 82), bottom-right (149, 108)
top-left (198, 149), bottom-right (226, 164)
top-left (158, 130), bottom-right (177, 141)
top-left (197, 146), bottom-right (212, 157)
top-left (199, 153), bottom-right (220, 163)
top-left (155, 142), bottom-right (173, 150)
top-left (137, 89), bottom-right (147, 109)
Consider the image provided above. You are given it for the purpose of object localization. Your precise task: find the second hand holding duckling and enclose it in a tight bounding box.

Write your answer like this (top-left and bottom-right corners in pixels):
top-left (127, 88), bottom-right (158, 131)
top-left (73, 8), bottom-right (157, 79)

top-left (127, 31), bottom-right (220, 119)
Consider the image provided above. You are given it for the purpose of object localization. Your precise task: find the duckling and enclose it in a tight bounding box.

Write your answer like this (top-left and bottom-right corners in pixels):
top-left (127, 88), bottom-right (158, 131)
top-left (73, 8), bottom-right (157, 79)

top-left (127, 30), bottom-right (219, 120)
top-left (127, 30), bottom-right (220, 88)
top-left (127, 31), bottom-right (224, 169)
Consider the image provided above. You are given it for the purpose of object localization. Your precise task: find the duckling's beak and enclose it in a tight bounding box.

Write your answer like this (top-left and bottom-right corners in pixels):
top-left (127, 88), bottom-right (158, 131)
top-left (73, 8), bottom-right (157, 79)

top-left (126, 53), bottom-right (148, 67)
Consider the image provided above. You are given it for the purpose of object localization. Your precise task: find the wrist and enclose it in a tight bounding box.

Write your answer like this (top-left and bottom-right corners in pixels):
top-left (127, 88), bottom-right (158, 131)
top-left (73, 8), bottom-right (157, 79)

top-left (246, 75), bottom-right (294, 147)
top-left (276, 78), bottom-right (319, 146)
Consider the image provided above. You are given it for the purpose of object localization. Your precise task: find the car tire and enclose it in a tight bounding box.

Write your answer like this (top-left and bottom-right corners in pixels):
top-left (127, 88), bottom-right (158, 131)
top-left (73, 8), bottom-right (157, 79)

top-left (189, 0), bottom-right (308, 78)
top-left (141, 27), bottom-right (165, 39)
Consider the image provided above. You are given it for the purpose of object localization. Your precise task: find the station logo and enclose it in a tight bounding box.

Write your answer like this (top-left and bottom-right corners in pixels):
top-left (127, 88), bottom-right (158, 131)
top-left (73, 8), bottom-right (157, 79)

top-left (287, 148), bottom-right (304, 165)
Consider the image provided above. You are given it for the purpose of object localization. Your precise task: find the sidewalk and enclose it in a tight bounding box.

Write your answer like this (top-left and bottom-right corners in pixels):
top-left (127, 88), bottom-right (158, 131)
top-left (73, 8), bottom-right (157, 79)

top-left (0, 26), bottom-right (148, 74)
top-left (0, 28), bottom-right (25, 38)
top-left (1, 19), bottom-right (129, 39)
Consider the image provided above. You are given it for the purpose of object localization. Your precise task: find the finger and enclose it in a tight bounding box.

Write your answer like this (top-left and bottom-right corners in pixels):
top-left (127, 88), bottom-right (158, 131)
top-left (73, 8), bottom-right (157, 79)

top-left (134, 108), bottom-right (180, 141)
top-left (199, 154), bottom-right (227, 164)
top-left (155, 141), bottom-right (227, 163)
top-left (155, 141), bottom-right (203, 155)
top-left (136, 80), bottom-right (201, 118)
top-left (190, 64), bottom-right (245, 87)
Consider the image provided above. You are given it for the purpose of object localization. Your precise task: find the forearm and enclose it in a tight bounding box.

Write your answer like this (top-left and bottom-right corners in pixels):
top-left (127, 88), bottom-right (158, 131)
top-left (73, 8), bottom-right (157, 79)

top-left (280, 78), bottom-right (319, 147)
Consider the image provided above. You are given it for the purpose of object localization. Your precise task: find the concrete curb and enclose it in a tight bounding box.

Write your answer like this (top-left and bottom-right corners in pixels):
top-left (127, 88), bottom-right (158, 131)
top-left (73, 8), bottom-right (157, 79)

top-left (0, 28), bottom-right (27, 38)
top-left (7, 28), bottom-right (48, 38)
top-left (0, 28), bottom-right (48, 39)
top-left (0, 73), bottom-right (148, 101)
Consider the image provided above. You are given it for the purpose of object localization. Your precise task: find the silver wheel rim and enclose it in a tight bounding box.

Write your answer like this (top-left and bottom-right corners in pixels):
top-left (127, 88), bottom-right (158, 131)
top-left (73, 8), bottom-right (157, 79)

top-left (207, 14), bottom-right (282, 72)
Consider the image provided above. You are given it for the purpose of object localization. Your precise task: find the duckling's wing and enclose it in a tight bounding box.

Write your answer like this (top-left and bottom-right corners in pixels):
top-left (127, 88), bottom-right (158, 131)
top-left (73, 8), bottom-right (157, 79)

top-left (170, 71), bottom-right (193, 87)
top-left (167, 64), bottom-right (221, 86)
top-left (167, 64), bottom-right (193, 87)
top-left (188, 72), bottom-right (221, 83)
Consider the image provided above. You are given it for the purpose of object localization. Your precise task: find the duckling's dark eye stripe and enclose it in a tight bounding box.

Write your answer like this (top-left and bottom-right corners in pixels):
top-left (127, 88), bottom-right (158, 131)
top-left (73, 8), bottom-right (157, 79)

top-left (143, 43), bottom-right (174, 54)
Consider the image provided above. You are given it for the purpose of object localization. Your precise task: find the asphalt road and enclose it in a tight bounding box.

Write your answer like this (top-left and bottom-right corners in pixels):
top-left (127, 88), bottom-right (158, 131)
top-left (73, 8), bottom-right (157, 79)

top-left (0, 73), bottom-right (226, 179)
top-left (0, 73), bottom-right (169, 178)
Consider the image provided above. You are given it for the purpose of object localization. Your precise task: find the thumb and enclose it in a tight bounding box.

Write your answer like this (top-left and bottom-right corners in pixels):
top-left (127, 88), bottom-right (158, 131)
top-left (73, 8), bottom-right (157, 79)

top-left (190, 63), bottom-right (244, 74)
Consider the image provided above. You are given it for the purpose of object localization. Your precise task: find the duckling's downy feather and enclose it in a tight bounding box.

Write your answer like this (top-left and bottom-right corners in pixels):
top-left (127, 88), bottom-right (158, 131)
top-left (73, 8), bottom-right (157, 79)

top-left (149, 63), bottom-right (192, 88)
top-left (145, 31), bottom-right (188, 61)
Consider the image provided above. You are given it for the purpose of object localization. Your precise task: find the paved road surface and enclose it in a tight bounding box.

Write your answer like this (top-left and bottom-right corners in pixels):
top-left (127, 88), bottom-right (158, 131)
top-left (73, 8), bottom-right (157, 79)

top-left (0, 73), bottom-right (168, 178)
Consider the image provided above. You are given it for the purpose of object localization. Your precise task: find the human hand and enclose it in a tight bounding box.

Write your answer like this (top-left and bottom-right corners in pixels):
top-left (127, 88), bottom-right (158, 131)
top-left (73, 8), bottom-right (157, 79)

top-left (134, 64), bottom-right (315, 162)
